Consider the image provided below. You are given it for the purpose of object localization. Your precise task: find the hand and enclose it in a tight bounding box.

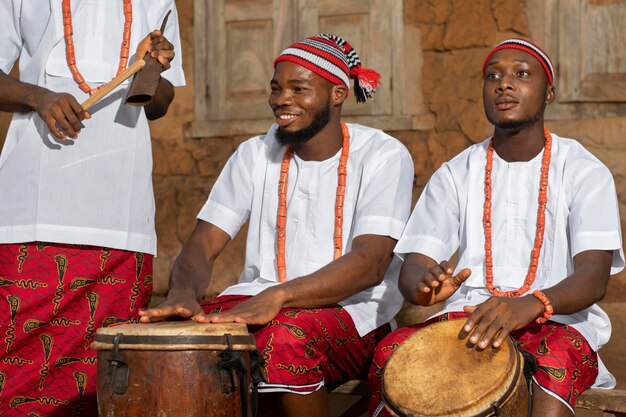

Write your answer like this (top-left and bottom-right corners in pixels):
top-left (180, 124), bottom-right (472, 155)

top-left (415, 260), bottom-right (471, 305)
top-left (462, 295), bottom-right (544, 349)
top-left (138, 288), bottom-right (204, 322)
top-left (33, 90), bottom-right (88, 140)
top-left (136, 30), bottom-right (175, 69)
top-left (199, 289), bottom-right (284, 326)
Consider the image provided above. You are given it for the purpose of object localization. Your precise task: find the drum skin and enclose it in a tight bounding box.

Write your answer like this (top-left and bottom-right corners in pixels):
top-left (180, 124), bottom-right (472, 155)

top-left (92, 321), bottom-right (257, 417)
top-left (382, 319), bottom-right (528, 417)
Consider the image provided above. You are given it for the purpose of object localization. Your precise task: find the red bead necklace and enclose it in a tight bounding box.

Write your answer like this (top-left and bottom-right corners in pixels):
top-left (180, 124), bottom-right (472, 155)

top-left (276, 122), bottom-right (350, 283)
top-left (483, 129), bottom-right (552, 297)
top-left (62, 0), bottom-right (133, 95)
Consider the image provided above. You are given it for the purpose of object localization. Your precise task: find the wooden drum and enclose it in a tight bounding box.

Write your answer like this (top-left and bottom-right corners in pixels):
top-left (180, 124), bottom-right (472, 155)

top-left (382, 319), bottom-right (528, 417)
top-left (92, 321), bottom-right (259, 417)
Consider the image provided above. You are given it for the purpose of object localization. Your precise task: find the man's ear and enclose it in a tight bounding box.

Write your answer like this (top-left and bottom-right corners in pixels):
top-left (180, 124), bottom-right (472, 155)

top-left (332, 85), bottom-right (348, 106)
top-left (545, 85), bottom-right (555, 104)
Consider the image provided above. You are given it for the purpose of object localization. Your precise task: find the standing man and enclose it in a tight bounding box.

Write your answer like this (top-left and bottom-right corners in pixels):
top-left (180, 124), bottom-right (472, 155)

top-left (368, 39), bottom-right (624, 417)
top-left (141, 34), bottom-right (413, 417)
top-left (0, 1), bottom-right (185, 416)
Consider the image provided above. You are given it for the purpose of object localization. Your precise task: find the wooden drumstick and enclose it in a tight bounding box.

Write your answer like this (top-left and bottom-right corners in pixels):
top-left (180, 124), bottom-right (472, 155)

top-left (80, 59), bottom-right (146, 111)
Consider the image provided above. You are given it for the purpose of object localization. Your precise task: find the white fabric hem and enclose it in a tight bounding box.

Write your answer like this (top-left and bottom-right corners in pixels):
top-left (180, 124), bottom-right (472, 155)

top-left (160, 66), bottom-right (186, 87)
top-left (372, 401), bottom-right (386, 417)
top-left (532, 376), bottom-right (575, 415)
top-left (198, 201), bottom-right (245, 238)
top-left (352, 216), bottom-right (407, 240)
top-left (0, 224), bottom-right (156, 255)
top-left (394, 234), bottom-right (450, 262)
top-left (257, 381), bottom-right (325, 395)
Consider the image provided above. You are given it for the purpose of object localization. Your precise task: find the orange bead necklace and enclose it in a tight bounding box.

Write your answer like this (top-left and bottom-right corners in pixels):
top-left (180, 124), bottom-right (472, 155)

top-left (276, 122), bottom-right (350, 283)
top-left (62, 0), bottom-right (133, 95)
top-left (483, 129), bottom-right (552, 297)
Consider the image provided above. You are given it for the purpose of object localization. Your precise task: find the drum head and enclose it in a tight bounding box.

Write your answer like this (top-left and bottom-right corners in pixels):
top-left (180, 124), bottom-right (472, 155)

top-left (92, 321), bottom-right (256, 351)
top-left (382, 319), bottom-right (520, 417)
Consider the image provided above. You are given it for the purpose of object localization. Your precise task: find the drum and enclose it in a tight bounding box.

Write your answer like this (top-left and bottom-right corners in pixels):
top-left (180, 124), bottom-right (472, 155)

top-left (381, 319), bottom-right (528, 417)
top-left (92, 321), bottom-right (260, 417)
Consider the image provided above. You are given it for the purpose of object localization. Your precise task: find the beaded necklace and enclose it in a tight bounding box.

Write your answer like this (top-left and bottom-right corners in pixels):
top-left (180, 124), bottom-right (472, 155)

top-left (483, 129), bottom-right (552, 297)
top-left (276, 122), bottom-right (350, 283)
top-left (62, 0), bottom-right (133, 95)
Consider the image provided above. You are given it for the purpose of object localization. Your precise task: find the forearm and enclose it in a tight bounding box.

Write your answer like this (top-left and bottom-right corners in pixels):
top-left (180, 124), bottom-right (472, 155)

top-left (539, 249), bottom-right (612, 315)
top-left (168, 244), bottom-right (215, 300)
top-left (268, 235), bottom-right (395, 309)
top-left (168, 221), bottom-right (231, 299)
top-left (0, 70), bottom-right (47, 113)
top-left (143, 77), bottom-right (174, 120)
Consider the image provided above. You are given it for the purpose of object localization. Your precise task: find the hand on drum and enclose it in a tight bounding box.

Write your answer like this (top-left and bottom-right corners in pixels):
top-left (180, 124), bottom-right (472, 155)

top-left (414, 260), bottom-right (472, 305)
top-left (199, 290), bottom-right (282, 326)
top-left (138, 288), bottom-right (204, 322)
top-left (462, 295), bottom-right (545, 349)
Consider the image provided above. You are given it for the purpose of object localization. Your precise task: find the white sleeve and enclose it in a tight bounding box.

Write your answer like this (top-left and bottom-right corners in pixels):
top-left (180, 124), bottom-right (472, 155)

top-left (394, 164), bottom-right (461, 262)
top-left (0, 0), bottom-right (21, 73)
top-left (351, 146), bottom-right (414, 240)
top-left (568, 164), bottom-right (625, 274)
top-left (196, 139), bottom-right (258, 238)
top-left (152, 0), bottom-right (185, 86)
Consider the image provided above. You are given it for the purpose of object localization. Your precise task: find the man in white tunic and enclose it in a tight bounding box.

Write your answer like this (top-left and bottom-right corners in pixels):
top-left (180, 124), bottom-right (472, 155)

top-left (141, 34), bottom-right (413, 417)
top-left (0, 1), bottom-right (185, 416)
top-left (367, 39), bottom-right (624, 417)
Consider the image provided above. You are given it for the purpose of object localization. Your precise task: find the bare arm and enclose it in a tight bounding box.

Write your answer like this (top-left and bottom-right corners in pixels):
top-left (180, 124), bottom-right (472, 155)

top-left (205, 234), bottom-right (397, 325)
top-left (0, 70), bottom-right (86, 139)
top-left (139, 220), bottom-right (231, 322)
top-left (464, 249), bottom-right (612, 348)
top-left (542, 249), bottom-right (611, 313)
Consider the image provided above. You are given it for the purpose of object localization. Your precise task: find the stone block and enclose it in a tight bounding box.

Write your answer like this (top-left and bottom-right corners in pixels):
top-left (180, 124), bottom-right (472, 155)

top-left (492, 0), bottom-right (530, 34)
top-left (443, 0), bottom-right (497, 49)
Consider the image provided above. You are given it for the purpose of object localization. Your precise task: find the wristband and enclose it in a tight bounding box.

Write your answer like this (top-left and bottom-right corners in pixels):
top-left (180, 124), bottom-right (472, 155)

top-left (532, 290), bottom-right (553, 324)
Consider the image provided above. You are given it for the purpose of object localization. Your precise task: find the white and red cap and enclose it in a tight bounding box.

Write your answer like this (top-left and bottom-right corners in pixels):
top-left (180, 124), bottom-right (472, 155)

top-left (274, 34), bottom-right (381, 103)
top-left (483, 38), bottom-right (555, 86)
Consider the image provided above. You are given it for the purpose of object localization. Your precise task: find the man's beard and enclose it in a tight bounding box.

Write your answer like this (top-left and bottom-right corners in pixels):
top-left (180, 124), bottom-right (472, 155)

top-left (276, 105), bottom-right (330, 146)
top-left (489, 110), bottom-right (543, 132)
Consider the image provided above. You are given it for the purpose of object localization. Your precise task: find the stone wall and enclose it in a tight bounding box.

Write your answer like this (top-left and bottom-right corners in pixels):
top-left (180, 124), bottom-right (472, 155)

top-left (1, 0), bottom-right (625, 388)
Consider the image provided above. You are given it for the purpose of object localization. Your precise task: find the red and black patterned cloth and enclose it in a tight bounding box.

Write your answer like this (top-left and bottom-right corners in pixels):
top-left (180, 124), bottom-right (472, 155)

top-left (201, 295), bottom-right (389, 394)
top-left (0, 242), bottom-right (152, 417)
top-left (368, 312), bottom-right (598, 416)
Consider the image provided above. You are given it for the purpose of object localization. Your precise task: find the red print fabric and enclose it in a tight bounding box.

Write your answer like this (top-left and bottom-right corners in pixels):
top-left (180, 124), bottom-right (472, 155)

top-left (201, 295), bottom-right (389, 394)
top-left (0, 242), bottom-right (152, 417)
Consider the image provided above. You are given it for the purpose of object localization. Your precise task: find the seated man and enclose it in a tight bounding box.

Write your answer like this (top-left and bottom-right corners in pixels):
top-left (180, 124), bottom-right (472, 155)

top-left (368, 39), bottom-right (624, 417)
top-left (141, 34), bottom-right (414, 417)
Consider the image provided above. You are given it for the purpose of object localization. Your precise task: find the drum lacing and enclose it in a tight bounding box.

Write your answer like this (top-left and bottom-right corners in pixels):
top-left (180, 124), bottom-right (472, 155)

top-left (520, 346), bottom-right (539, 417)
top-left (491, 402), bottom-right (503, 416)
top-left (218, 334), bottom-right (267, 417)
top-left (108, 333), bottom-right (130, 394)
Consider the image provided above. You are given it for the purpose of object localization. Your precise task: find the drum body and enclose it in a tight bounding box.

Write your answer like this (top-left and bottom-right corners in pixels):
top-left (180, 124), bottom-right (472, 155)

top-left (382, 319), bottom-right (528, 417)
top-left (92, 321), bottom-right (258, 417)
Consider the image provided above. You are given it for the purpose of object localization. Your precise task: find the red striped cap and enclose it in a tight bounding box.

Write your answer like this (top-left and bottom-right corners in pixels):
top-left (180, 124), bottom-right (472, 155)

top-left (274, 34), bottom-right (381, 103)
top-left (483, 38), bottom-right (554, 86)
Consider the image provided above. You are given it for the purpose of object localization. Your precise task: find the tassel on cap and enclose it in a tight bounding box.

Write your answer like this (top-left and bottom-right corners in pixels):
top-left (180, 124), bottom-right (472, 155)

top-left (274, 33), bottom-right (381, 103)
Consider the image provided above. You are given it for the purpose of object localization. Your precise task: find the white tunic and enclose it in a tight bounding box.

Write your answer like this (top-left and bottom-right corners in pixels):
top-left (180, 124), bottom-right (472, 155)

top-left (0, 0), bottom-right (186, 255)
top-left (396, 133), bottom-right (625, 388)
top-left (198, 123), bottom-right (414, 337)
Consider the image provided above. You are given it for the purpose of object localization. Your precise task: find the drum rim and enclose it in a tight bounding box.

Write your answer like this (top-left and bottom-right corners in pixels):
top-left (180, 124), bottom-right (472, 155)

top-left (92, 333), bottom-right (257, 351)
top-left (381, 319), bottom-right (523, 417)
